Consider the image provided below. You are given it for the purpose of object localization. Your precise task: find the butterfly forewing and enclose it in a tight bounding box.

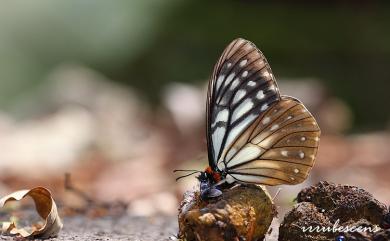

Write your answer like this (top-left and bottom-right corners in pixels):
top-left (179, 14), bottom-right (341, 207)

top-left (207, 38), bottom-right (281, 170)
top-left (224, 97), bottom-right (320, 185)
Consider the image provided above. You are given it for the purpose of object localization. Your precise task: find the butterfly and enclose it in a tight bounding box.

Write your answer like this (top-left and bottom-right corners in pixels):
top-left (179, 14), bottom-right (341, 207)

top-left (175, 38), bottom-right (320, 199)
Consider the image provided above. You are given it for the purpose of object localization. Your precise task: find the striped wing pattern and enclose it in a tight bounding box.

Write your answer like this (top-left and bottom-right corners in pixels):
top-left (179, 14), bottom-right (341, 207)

top-left (207, 38), bottom-right (280, 170)
top-left (207, 38), bottom-right (320, 186)
top-left (223, 96), bottom-right (320, 185)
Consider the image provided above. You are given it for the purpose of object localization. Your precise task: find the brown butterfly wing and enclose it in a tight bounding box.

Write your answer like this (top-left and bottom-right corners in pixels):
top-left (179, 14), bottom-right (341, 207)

top-left (223, 96), bottom-right (320, 185)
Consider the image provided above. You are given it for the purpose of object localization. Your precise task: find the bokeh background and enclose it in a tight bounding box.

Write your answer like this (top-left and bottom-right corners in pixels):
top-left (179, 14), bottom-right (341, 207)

top-left (0, 1), bottom-right (389, 218)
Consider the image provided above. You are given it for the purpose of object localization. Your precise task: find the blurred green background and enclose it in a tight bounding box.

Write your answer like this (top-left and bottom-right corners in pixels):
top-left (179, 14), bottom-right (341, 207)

top-left (1, 0), bottom-right (389, 131)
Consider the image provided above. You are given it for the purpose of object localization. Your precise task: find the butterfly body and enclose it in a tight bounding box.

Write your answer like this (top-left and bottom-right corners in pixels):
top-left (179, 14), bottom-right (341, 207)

top-left (197, 169), bottom-right (223, 199)
top-left (183, 38), bottom-right (321, 200)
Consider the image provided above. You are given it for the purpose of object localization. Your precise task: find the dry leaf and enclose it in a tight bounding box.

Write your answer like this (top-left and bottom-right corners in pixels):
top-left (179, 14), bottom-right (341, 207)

top-left (0, 187), bottom-right (63, 238)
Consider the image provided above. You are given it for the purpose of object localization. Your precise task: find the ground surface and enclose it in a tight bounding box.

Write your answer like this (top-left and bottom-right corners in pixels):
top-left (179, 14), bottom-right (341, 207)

top-left (0, 215), bottom-right (178, 241)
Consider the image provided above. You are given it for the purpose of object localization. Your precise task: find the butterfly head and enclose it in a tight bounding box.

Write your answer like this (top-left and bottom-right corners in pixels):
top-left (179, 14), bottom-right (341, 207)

top-left (197, 166), bottom-right (223, 200)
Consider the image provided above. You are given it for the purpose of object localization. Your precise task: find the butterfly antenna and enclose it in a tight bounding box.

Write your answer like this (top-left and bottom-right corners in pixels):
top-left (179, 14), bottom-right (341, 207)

top-left (175, 171), bottom-right (201, 181)
top-left (173, 169), bottom-right (202, 173)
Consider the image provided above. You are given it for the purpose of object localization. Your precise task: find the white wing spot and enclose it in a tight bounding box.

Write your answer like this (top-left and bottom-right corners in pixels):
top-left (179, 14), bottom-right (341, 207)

top-left (294, 168), bottom-right (300, 174)
top-left (261, 104), bottom-right (268, 111)
top-left (314, 137), bottom-right (320, 142)
top-left (262, 117), bottom-right (271, 125)
top-left (212, 127), bottom-right (226, 160)
top-left (286, 115), bottom-right (293, 120)
top-left (299, 151), bottom-right (305, 159)
top-left (256, 91), bottom-right (265, 99)
top-left (230, 79), bottom-right (240, 90)
top-left (225, 73), bottom-right (236, 86)
top-left (233, 89), bottom-right (246, 105)
top-left (263, 71), bottom-right (270, 78)
top-left (216, 75), bottom-right (225, 89)
top-left (227, 63), bottom-right (232, 68)
top-left (212, 109), bottom-right (229, 127)
top-left (247, 81), bottom-right (256, 86)
top-left (239, 59), bottom-right (248, 67)
top-left (270, 124), bottom-right (279, 131)
top-left (290, 177), bottom-right (295, 181)
top-left (269, 85), bottom-right (276, 91)
top-left (242, 71), bottom-right (248, 77)
top-left (281, 150), bottom-right (288, 157)
top-left (300, 136), bottom-right (306, 142)
top-left (232, 99), bottom-right (253, 122)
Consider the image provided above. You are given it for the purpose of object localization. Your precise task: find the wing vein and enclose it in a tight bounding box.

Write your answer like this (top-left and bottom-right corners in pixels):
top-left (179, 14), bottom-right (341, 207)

top-left (229, 157), bottom-right (313, 170)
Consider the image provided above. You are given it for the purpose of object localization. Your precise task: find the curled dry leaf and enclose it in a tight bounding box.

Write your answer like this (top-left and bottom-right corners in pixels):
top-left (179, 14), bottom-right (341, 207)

top-left (0, 187), bottom-right (63, 238)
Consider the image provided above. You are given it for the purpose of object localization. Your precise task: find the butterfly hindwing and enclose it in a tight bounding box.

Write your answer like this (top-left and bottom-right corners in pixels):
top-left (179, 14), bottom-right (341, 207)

top-left (224, 96), bottom-right (321, 185)
top-left (207, 38), bottom-right (281, 170)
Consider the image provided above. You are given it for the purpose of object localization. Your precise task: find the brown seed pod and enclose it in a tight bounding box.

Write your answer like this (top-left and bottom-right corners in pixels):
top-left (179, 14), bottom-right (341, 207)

top-left (178, 184), bottom-right (276, 241)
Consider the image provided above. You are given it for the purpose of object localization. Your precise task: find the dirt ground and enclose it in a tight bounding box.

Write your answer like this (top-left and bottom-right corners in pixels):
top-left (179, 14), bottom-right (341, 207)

top-left (0, 215), bottom-right (178, 241)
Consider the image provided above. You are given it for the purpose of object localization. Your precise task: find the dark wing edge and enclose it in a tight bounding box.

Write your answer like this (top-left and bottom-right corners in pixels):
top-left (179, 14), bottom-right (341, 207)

top-left (206, 39), bottom-right (240, 169)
